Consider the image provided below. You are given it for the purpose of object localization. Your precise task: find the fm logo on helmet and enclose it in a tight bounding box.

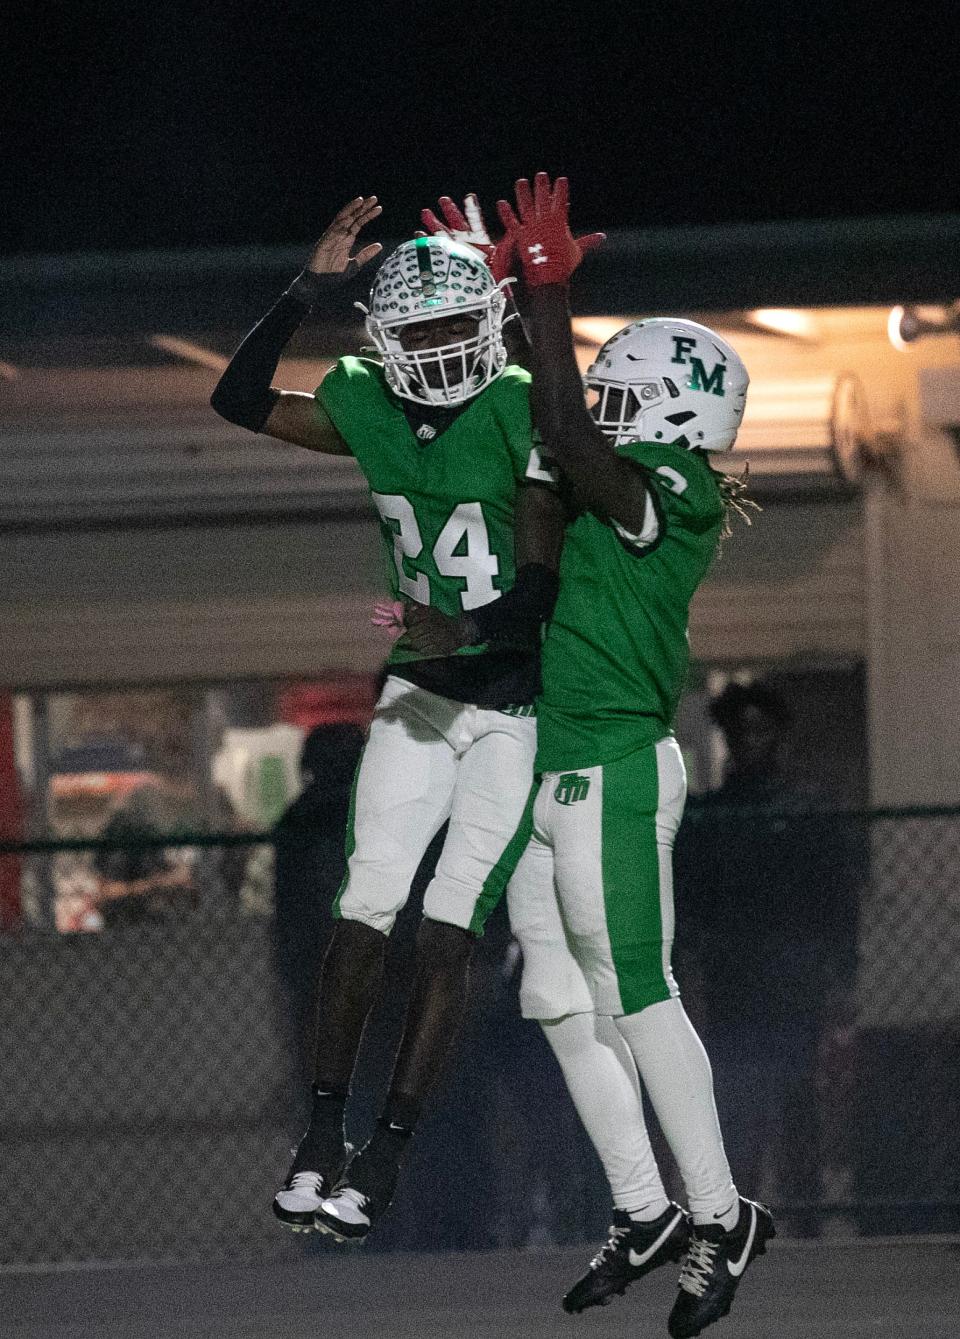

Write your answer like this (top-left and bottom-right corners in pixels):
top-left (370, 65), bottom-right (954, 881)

top-left (670, 335), bottom-right (728, 397)
top-left (585, 319), bottom-right (748, 450)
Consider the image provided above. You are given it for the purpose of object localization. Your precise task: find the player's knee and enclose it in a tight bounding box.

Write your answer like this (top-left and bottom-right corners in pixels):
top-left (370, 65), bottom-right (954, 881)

top-left (518, 957), bottom-right (595, 1021)
top-left (335, 904), bottom-right (397, 936)
top-left (422, 876), bottom-right (495, 934)
top-left (336, 873), bottom-right (412, 934)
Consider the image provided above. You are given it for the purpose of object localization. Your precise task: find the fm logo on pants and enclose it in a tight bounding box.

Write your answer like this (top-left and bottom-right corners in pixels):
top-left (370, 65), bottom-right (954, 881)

top-left (554, 773), bottom-right (590, 805)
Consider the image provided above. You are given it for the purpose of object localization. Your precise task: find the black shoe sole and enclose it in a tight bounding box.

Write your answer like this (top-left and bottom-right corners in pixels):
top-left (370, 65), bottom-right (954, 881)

top-left (272, 1201), bottom-right (318, 1233)
top-left (563, 1283), bottom-right (627, 1315)
top-left (313, 1209), bottom-right (370, 1244)
top-left (562, 1236), bottom-right (689, 1314)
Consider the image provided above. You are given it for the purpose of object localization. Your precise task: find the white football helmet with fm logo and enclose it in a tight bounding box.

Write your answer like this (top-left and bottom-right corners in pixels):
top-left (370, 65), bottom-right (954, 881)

top-left (586, 318), bottom-right (749, 451)
top-left (360, 236), bottom-right (508, 406)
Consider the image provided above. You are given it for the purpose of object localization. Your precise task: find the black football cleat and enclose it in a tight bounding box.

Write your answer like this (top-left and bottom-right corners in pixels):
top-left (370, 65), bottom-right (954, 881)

top-left (562, 1203), bottom-right (691, 1314)
top-left (315, 1120), bottom-right (410, 1243)
top-left (667, 1197), bottom-right (775, 1338)
top-left (272, 1127), bottom-right (350, 1233)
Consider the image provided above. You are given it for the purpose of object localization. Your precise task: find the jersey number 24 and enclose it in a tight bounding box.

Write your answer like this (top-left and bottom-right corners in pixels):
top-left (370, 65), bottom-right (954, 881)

top-left (372, 493), bottom-right (500, 611)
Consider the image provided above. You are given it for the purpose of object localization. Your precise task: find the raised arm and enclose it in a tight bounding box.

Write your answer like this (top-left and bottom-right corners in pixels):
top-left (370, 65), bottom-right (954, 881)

top-left (497, 174), bottom-right (654, 535)
top-left (418, 191), bottom-right (533, 369)
top-left (210, 196), bottom-right (382, 454)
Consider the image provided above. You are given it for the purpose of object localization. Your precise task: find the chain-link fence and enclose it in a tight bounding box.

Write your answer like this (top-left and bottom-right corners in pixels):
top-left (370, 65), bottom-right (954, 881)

top-left (1, 808), bottom-right (959, 1267)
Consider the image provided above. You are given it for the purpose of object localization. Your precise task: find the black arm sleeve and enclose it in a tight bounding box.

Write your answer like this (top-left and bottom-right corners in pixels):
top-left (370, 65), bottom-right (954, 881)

top-left (209, 271), bottom-right (347, 432)
top-left (467, 562), bottom-right (559, 648)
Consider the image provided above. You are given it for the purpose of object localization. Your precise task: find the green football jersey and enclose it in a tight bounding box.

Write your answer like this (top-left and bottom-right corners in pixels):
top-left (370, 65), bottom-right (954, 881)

top-left (316, 357), bottom-right (536, 665)
top-left (536, 442), bottom-right (725, 772)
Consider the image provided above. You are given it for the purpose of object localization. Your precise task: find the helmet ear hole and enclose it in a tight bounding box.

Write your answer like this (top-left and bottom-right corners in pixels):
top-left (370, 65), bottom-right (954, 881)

top-left (664, 410), bottom-right (697, 426)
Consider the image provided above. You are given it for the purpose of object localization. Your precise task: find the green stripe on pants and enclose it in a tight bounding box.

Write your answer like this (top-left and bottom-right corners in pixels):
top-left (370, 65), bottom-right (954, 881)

top-left (601, 745), bottom-right (676, 1014)
top-left (468, 780), bottom-right (538, 935)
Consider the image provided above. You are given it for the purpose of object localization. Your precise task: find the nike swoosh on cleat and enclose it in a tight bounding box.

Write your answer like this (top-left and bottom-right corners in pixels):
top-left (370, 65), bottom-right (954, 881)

top-left (627, 1211), bottom-right (683, 1268)
top-left (726, 1204), bottom-right (757, 1277)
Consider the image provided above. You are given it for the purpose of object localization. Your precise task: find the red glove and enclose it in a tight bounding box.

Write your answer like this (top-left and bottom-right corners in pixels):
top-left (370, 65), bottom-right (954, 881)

top-left (419, 192), bottom-right (515, 284)
top-left (496, 173), bottom-right (604, 287)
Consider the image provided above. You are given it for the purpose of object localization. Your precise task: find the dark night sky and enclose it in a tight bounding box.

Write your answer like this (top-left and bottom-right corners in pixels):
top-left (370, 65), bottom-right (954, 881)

top-left (5, 1), bottom-right (960, 257)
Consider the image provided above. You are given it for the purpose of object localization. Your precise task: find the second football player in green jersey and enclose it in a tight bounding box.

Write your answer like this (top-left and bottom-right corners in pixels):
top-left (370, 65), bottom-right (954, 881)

top-left (497, 173), bottom-right (773, 1338)
top-left (537, 439), bottom-right (724, 771)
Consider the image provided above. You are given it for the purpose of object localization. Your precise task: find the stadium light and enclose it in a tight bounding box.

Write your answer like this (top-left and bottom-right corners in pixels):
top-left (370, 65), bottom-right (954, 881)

top-left (887, 302), bottom-right (960, 350)
top-left (746, 309), bottom-right (819, 342)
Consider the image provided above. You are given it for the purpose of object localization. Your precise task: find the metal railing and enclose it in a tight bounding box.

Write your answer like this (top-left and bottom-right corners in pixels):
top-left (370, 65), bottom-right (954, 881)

top-left (1, 805), bottom-right (958, 1265)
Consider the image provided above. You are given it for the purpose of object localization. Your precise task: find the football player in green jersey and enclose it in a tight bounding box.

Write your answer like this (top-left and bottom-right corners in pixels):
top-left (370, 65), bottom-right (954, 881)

top-left (211, 196), bottom-right (565, 1242)
top-left (494, 175), bottom-right (775, 1338)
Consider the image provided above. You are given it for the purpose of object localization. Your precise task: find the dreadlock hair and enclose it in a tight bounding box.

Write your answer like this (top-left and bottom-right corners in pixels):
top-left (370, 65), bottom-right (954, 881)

top-left (711, 459), bottom-right (761, 554)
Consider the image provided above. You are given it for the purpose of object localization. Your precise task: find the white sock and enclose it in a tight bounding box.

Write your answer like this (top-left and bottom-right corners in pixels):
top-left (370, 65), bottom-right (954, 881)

top-left (541, 1011), bottom-right (670, 1221)
top-left (613, 998), bottom-right (738, 1226)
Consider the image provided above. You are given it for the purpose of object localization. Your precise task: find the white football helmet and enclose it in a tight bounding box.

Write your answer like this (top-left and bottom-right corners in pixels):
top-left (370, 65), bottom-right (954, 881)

top-left (360, 236), bottom-right (508, 406)
top-left (585, 318), bottom-right (749, 451)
